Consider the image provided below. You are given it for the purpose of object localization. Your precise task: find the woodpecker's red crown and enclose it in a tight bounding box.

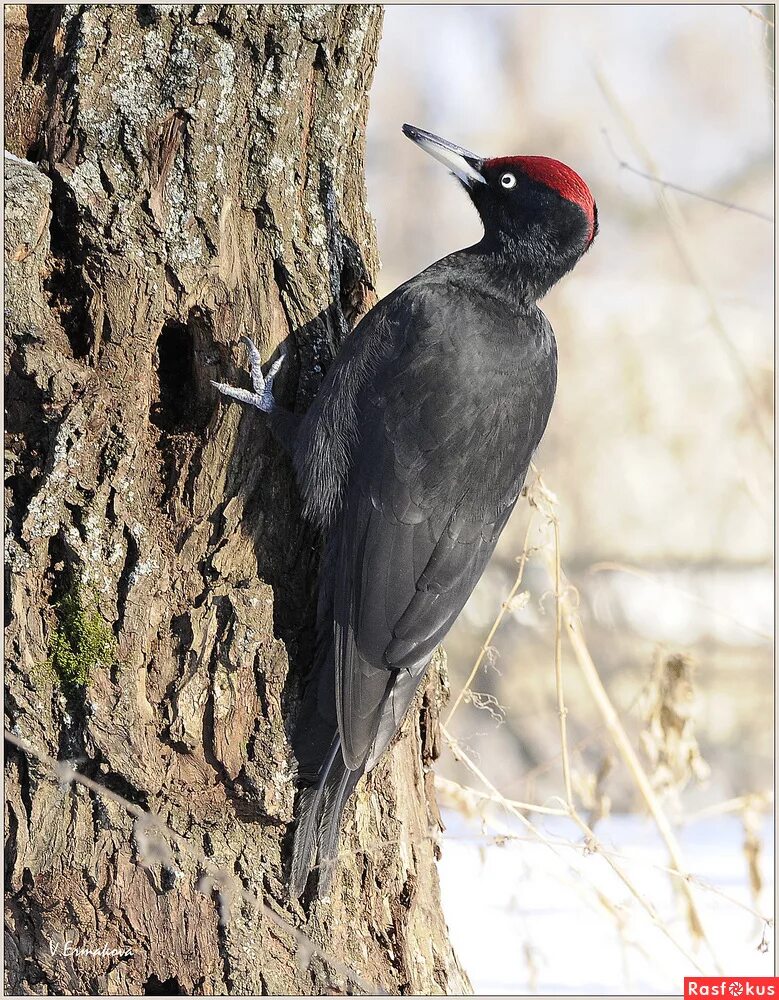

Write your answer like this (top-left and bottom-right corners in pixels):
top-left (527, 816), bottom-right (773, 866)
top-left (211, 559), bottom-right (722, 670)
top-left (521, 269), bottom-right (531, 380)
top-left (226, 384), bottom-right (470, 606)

top-left (403, 125), bottom-right (598, 291)
top-left (484, 156), bottom-right (596, 243)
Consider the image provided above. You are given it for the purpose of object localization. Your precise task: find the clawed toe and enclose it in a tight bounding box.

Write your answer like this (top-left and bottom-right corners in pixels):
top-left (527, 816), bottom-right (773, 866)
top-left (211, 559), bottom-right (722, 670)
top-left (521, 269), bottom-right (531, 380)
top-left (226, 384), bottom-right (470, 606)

top-left (212, 339), bottom-right (286, 414)
top-left (241, 336), bottom-right (266, 395)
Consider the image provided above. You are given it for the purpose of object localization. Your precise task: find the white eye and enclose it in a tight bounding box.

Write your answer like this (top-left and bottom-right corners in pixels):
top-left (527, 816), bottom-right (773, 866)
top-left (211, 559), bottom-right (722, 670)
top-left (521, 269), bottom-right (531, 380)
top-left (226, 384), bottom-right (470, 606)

top-left (500, 172), bottom-right (517, 189)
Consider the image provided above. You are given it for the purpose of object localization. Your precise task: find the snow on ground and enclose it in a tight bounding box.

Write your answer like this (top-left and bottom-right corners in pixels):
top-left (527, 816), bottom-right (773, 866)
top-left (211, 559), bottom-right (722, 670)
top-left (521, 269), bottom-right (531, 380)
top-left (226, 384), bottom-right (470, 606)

top-left (438, 809), bottom-right (774, 995)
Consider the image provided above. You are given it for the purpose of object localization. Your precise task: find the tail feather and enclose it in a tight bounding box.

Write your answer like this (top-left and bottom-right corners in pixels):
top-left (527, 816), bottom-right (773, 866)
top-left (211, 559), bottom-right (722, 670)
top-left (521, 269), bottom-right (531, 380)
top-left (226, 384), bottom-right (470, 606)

top-left (289, 784), bottom-right (322, 897)
top-left (316, 762), bottom-right (363, 896)
top-left (317, 765), bottom-right (352, 863)
top-left (290, 739), bottom-right (338, 897)
top-left (290, 613), bottom-right (367, 898)
top-left (289, 739), bottom-right (363, 898)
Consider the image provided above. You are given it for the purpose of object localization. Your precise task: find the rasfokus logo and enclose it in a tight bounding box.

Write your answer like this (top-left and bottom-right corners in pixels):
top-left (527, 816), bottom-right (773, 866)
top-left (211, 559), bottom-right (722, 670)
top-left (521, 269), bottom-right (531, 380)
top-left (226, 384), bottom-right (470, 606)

top-left (685, 979), bottom-right (779, 998)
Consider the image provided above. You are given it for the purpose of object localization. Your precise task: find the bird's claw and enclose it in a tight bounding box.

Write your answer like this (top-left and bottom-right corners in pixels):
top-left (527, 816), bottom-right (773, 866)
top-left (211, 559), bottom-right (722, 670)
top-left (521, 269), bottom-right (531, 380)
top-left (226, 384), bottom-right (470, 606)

top-left (211, 338), bottom-right (286, 414)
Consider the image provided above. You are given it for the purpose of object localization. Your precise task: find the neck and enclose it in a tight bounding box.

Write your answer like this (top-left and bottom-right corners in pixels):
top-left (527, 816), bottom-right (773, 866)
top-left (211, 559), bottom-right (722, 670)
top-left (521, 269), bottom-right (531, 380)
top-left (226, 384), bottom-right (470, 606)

top-left (463, 227), bottom-right (578, 304)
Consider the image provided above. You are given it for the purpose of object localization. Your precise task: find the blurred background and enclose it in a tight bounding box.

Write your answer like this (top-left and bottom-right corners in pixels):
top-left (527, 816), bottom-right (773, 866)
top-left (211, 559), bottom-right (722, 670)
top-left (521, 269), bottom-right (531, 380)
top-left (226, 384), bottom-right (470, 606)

top-left (365, 5), bottom-right (773, 993)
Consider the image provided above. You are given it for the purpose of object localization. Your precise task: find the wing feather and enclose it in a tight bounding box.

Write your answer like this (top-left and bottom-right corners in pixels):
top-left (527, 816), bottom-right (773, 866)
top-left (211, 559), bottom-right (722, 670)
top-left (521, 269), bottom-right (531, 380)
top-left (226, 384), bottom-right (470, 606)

top-left (329, 287), bottom-right (557, 771)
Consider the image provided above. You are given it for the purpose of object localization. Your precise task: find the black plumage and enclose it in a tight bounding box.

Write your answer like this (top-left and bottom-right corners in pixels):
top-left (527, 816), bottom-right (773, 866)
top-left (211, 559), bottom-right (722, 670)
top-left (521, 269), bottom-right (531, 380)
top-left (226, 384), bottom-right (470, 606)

top-left (212, 125), bottom-right (597, 897)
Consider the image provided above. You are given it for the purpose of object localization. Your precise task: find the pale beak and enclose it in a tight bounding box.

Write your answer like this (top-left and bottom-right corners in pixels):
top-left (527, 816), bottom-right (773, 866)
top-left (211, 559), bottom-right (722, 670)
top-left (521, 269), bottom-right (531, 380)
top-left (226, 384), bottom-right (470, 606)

top-left (402, 124), bottom-right (486, 188)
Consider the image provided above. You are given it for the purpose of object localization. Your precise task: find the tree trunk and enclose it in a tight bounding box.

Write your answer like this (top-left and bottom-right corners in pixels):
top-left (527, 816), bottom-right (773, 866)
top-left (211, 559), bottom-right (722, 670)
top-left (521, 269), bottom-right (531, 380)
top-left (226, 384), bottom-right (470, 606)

top-left (4, 5), bottom-right (470, 995)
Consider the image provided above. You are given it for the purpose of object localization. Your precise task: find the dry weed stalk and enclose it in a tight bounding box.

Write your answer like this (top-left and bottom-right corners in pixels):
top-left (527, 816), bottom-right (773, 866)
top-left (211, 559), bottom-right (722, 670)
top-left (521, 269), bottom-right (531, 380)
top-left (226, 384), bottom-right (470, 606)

top-left (445, 513), bottom-right (537, 727)
top-left (441, 723), bottom-right (709, 975)
top-left (435, 774), bottom-right (567, 819)
top-left (590, 561), bottom-right (772, 642)
top-left (550, 515), bottom-right (574, 808)
top-left (600, 127), bottom-right (773, 223)
top-left (527, 469), bottom-right (721, 969)
top-left (441, 465), bottom-right (770, 976)
top-left (681, 790), bottom-right (773, 825)
top-left (437, 772), bottom-right (772, 927)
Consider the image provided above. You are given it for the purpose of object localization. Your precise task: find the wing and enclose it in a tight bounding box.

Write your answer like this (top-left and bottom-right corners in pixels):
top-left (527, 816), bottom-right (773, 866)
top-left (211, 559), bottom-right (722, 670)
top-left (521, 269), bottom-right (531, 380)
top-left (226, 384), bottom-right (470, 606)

top-left (330, 288), bottom-right (557, 769)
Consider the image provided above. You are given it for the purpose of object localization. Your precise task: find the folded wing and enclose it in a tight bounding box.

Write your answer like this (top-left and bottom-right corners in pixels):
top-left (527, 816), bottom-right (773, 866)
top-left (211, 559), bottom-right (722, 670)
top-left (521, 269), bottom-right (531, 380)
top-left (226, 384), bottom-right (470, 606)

top-left (331, 294), bottom-right (556, 770)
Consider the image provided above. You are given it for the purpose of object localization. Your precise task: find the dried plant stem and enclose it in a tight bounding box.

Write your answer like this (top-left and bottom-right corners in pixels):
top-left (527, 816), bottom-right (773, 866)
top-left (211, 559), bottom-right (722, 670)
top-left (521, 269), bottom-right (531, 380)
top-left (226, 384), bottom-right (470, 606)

top-left (442, 726), bottom-right (551, 841)
top-left (539, 543), bottom-right (722, 972)
top-left (434, 774), bottom-right (568, 817)
top-left (441, 726), bottom-right (708, 975)
top-left (445, 513), bottom-right (536, 728)
top-left (680, 791), bottom-right (773, 825)
top-left (545, 516), bottom-right (715, 969)
top-left (590, 561), bottom-right (772, 642)
top-left (740, 4), bottom-right (775, 26)
top-left (552, 518), bottom-right (574, 807)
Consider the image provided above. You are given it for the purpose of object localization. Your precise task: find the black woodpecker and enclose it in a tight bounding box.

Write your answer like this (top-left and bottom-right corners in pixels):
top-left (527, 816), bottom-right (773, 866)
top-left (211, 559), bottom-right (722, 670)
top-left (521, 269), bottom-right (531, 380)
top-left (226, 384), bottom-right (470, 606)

top-left (212, 124), bottom-right (598, 897)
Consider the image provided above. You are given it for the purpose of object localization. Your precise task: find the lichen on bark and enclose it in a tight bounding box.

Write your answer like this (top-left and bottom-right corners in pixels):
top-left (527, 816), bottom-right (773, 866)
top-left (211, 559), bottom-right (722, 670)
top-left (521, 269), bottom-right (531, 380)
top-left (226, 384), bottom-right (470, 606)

top-left (4, 5), bottom-right (470, 995)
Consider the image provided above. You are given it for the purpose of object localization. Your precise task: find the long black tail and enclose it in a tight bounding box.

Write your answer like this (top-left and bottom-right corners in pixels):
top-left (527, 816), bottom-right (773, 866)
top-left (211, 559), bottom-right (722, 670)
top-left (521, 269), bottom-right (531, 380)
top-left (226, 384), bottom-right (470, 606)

top-left (290, 549), bottom-right (365, 897)
top-left (289, 739), bottom-right (364, 898)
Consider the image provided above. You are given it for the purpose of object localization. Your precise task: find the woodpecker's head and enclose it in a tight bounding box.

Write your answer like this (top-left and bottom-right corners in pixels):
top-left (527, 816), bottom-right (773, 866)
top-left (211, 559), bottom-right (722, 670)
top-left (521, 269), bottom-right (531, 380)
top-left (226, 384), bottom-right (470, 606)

top-left (403, 124), bottom-right (597, 293)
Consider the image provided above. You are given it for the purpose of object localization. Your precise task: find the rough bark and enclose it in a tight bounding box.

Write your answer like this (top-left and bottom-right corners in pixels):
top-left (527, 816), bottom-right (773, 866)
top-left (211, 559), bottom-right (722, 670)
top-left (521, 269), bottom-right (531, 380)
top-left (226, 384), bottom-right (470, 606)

top-left (4, 5), bottom-right (469, 995)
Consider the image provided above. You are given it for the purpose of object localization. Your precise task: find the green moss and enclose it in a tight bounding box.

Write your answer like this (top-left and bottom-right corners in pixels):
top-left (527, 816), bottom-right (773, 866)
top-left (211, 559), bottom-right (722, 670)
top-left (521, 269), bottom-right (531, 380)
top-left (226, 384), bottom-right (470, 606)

top-left (45, 582), bottom-right (117, 690)
top-left (28, 658), bottom-right (55, 691)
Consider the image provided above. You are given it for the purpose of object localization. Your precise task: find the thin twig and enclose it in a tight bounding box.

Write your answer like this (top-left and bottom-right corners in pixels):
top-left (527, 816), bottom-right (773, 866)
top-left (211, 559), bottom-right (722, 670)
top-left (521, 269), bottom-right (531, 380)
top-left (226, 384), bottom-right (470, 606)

top-left (435, 774), bottom-right (568, 817)
top-left (445, 513), bottom-right (536, 727)
top-left (595, 68), bottom-right (772, 453)
top-left (537, 535), bottom-right (723, 973)
top-left (552, 517), bottom-right (574, 808)
top-left (740, 4), bottom-right (775, 26)
top-left (534, 495), bottom-right (720, 972)
top-left (441, 726), bottom-right (709, 975)
top-left (679, 791), bottom-right (773, 826)
top-left (589, 561), bottom-right (772, 642)
top-left (601, 128), bottom-right (773, 222)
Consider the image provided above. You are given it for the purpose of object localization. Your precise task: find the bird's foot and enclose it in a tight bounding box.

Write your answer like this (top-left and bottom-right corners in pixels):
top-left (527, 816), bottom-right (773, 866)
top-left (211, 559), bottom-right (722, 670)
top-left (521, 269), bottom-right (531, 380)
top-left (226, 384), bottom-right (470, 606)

top-left (211, 337), bottom-right (286, 413)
